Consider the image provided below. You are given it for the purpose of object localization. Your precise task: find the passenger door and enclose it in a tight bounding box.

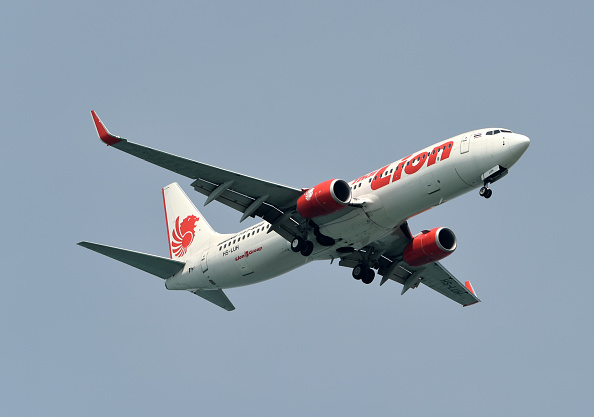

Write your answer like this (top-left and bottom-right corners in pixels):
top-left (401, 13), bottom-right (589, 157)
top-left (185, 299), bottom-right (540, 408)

top-left (460, 133), bottom-right (470, 154)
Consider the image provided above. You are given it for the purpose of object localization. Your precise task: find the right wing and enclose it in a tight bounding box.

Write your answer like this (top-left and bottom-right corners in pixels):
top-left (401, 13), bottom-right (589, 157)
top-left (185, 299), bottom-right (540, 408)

top-left (91, 111), bottom-right (303, 240)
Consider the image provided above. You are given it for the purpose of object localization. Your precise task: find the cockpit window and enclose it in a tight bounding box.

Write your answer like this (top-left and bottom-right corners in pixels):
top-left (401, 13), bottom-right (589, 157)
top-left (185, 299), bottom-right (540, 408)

top-left (486, 129), bottom-right (513, 135)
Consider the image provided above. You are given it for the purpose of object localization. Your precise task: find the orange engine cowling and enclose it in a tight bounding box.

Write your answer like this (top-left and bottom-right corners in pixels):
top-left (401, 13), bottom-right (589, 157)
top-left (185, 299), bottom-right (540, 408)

top-left (296, 179), bottom-right (352, 219)
top-left (403, 227), bottom-right (457, 267)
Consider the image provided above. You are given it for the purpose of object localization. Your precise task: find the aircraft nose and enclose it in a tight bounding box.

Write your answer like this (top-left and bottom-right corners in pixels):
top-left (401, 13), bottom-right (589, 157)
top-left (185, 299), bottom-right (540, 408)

top-left (508, 133), bottom-right (530, 159)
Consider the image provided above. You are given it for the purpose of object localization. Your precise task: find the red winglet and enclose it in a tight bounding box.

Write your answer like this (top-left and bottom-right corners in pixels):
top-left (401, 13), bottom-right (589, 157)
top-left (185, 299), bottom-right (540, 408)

top-left (464, 280), bottom-right (477, 295)
top-left (462, 280), bottom-right (479, 307)
top-left (91, 110), bottom-right (122, 146)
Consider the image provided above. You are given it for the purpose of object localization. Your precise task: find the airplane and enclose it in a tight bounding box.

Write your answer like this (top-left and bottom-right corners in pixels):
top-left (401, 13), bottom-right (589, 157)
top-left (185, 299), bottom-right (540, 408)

top-left (79, 111), bottom-right (530, 311)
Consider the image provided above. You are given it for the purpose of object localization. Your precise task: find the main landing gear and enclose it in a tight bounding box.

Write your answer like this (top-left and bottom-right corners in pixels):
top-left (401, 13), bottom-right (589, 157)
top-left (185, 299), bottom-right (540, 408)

top-left (291, 237), bottom-right (314, 256)
top-left (352, 264), bottom-right (375, 284)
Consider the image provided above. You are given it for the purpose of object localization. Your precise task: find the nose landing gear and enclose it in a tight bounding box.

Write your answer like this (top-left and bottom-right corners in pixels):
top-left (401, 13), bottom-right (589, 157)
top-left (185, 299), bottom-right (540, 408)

top-left (479, 166), bottom-right (508, 199)
top-left (479, 185), bottom-right (493, 199)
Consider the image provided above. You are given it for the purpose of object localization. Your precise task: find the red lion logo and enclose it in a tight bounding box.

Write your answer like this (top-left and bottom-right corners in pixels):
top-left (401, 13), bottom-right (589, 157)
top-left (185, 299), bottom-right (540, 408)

top-left (171, 215), bottom-right (199, 257)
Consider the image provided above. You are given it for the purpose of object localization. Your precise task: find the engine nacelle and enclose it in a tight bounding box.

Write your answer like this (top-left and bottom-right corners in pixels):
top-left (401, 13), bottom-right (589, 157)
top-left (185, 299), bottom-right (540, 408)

top-left (296, 179), bottom-right (352, 219)
top-left (403, 227), bottom-right (457, 267)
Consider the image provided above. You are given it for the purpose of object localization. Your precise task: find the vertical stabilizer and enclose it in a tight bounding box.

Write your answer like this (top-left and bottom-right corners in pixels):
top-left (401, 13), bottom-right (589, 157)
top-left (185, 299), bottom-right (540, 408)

top-left (162, 183), bottom-right (216, 260)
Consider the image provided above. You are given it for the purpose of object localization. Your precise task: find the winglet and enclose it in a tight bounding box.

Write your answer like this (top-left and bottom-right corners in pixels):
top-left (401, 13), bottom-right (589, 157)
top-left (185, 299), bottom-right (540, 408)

top-left (90, 110), bottom-right (124, 146)
top-left (463, 280), bottom-right (480, 307)
top-left (464, 280), bottom-right (477, 295)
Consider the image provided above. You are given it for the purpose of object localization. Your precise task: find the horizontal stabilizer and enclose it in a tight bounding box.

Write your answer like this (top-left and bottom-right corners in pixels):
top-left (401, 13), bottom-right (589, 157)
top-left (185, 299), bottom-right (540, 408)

top-left (78, 241), bottom-right (185, 279)
top-left (191, 289), bottom-right (235, 311)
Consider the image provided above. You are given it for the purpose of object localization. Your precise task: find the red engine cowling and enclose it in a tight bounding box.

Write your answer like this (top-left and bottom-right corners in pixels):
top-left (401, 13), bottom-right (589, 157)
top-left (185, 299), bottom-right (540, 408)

top-left (403, 227), bottom-right (457, 267)
top-left (296, 179), bottom-right (352, 219)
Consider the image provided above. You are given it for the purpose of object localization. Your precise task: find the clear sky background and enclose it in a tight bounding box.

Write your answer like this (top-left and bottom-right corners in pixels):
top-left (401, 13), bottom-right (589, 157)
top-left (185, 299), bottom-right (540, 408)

top-left (2, 1), bottom-right (592, 416)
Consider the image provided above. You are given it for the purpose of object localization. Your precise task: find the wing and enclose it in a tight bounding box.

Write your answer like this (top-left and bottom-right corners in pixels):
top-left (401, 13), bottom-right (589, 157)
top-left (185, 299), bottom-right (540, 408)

top-left (339, 222), bottom-right (480, 307)
top-left (91, 111), bottom-right (303, 240)
top-left (378, 258), bottom-right (480, 306)
top-left (416, 262), bottom-right (480, 306)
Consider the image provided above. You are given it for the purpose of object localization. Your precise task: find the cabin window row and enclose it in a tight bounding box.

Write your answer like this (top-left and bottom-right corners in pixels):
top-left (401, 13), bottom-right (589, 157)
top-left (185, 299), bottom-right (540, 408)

top-left (218, 224), bottom-right (271, 250)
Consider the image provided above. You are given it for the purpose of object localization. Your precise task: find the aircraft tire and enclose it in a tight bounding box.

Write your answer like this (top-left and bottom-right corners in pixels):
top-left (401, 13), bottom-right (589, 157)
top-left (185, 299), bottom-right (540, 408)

top-left (352, 264), bottom-right (365, 280)
top-left (362, 269), bottom-right (375, 284)
top-left (300, 241), bottom-right (314, 256)
top-left (291, 237), bottom-right (305, 252)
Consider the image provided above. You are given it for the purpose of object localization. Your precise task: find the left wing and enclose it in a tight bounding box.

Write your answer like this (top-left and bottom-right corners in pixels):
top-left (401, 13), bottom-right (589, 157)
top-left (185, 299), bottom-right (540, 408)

top-left (340, 222), bottom-right (480, 307)
top-left (90, 111), bottom-right (303, 240)
top-left (378, 258), bottom-right (480, 306)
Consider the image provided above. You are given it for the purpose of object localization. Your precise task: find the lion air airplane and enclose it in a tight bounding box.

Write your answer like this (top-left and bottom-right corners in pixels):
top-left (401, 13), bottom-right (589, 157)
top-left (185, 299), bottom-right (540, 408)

top-left (79, 111), bottom-right (530, 311)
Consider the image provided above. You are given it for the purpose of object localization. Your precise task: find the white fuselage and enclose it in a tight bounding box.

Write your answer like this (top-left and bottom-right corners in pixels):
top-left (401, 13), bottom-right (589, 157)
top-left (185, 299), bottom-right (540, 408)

top-left (165, 129), bottom-right (530, 292)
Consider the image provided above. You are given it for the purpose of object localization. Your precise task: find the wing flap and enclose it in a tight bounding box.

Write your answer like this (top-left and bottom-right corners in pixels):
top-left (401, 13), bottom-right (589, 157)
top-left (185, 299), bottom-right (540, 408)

top-left (78, 241), bottom-right (185, 279)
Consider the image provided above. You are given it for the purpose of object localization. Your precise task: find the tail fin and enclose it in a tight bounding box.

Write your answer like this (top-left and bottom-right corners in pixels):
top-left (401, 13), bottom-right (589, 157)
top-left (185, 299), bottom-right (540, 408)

top-left (162, 182), bottom-right (216, 260)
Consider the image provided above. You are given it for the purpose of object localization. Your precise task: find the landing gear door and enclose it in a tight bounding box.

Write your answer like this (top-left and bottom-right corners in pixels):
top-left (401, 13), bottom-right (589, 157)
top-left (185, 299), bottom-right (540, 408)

top-left (460, 134), bottom-right (470, 154)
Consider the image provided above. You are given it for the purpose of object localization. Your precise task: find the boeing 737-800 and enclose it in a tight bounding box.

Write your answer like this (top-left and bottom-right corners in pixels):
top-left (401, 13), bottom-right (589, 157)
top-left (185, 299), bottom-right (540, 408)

top-left (79, 111), bottom-right (530, 311)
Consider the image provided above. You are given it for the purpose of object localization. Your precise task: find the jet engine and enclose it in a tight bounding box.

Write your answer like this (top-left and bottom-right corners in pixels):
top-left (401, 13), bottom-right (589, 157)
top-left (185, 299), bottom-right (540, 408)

top-left (403, 227), bottom-right (457, 267)
top-left (296, 179), bottom-right (352, 219)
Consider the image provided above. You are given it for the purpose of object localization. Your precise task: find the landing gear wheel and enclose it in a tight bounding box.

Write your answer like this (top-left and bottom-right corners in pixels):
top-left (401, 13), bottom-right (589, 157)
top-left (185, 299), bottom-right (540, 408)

top-left (352, 264), bottom-right (366, 280)
top-left (291, 237), bottom-right (305, 252)
top-left (361, 269), bottom-right (375, 284)
top-left (300, 240), bottom-right (314, 256)
top-left (480, 186), bottom-right (493, 199)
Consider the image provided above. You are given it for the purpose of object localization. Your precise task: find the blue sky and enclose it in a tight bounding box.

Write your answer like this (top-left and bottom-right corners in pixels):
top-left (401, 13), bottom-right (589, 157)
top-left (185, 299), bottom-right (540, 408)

top-left (2, 1), bottom-right (593, 415)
